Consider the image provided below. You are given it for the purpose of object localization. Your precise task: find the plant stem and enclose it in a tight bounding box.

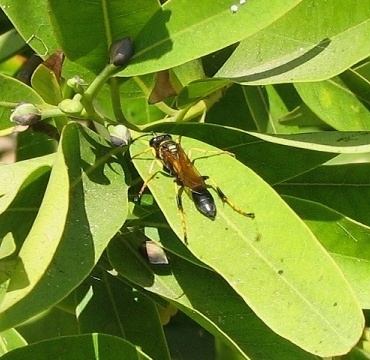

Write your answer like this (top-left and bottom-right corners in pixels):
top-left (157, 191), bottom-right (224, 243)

top-left (109, 77), bottom-right (141, 131)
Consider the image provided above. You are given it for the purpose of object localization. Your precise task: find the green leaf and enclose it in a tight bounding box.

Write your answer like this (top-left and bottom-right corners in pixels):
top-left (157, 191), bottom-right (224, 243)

top-left (47, 0), bottom-right (160, 74)
top-left (276, 162), bottom-right (370, 227)
top-left (0, 123), bottom-right (128, 330)
top-left (109, 233), bottom-right (318, 360)
top-left (1, 333), bottom-right (152, 360)
top-left (0, 154), bottom-right (54, 214)
top-left (0, 171), bottom-right (50, 294)
top-left (294, 78), bottom-right (370, 131)
top-left (285, 196), bottom-right (370, 309)
top-left (176, 79), bottom-right (230, 108)
top-left (117, 0), bottom-right (303, 77)
top-left (340, 68), bottom-right (370, 107)
top-left (0, 29), bottom-right (26, 61)
top-left (72, 269), bottom-right (171, 360)
top-left (253, 131), bottom-right (370, 153)
top-left (217, 0), bottom-right (370, 83)
top-left (0, 328), bottom-right (27, 356)
top-left (31, 64), bottom-right (63, 105)
top-left (130, 134), bottom-right (364, 357)
top-left (15, 130), bottom-right (58, 161)
top-left (17, 306), bottom-right (78, 342)
top-left (140, 123), bottom-right (362, 184)
top-left (0, 74), bottom-right (44, 135)
top-left (243, 84), bottom-right (300, 133)
top-left (0, 1), bottom-right (58, 58)
top-left (206, 84), bottom-right (256, 131)
top-left (118, 75), bottom-right (166, 125)
top-left (0, 233), bottom-right (16, 260)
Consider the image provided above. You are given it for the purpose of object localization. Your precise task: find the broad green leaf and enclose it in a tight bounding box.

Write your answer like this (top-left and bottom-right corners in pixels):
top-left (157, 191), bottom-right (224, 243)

top-left (0, 328), bottom-right (27, 356)
top-left (217, 0), bottom-right (370, 83)
top-left (252, 131), bottom-right (370, 153)
top-left (72, 269), bottom-right (171, 360)
top-left (117, 0), bottom-right (303, 77)
top-left (0, 154), bottom-right (54, 214)
top-left (172, 59), bottom-right (205, 88)
top-left (243, 84), bottom-right (299, 133)
top-left (277, 103), bottom-right (330, 131)
top-left (285, 196), bottom-right (370, 309)
top-left (0, 333), bottom-right (152, 360)
top-left (130, 134), bottom-right (364, 357)
top-left (15, 130), bottom-right (57, 161)
top-left (0, 0), bottom-right (98, 91)
top-left (140, 123), bottom-right (370, 184)
top-left (0, 29), bottom-right (26, 61)
top-left (0, 233), bottom-right (16, 260)
top-left (31, 64), bottom-right (63, 105)
top-left (176, 79), bottom-right (230, 108)
top-left (0, 1), bottom-right (58, 58)
top-left (354, 60), bottom-right (370, 86)
top-left (0, 172), bottom-right (50, 293)
top-left (276, 162), bottom-right (370, 227)
top-left (17, 306), bottom-right (78, 343)
top-left (118, 75), bottom-right (166, 125)
top-left (206, 84), bottom-right (256, 131)
top-left (109, 233), bottom-right (317, 360)
top-left (340, 69), bottom-right (370, 108)
top-left (47, 0), bottom-right (160, 74)
top-left (0, 74), bottom-right (44, 135)
top-left (294, 78), bottom-right (370, 131)
top-left (0, 123), bottom-right (128, 330)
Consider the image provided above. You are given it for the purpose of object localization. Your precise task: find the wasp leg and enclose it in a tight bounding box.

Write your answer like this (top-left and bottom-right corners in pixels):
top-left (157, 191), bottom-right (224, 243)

top-left (187, 148), bottom-right (235, 164)
top-left (134, 159), bottom-right (161, 202)
top-left (207, 178), bottom-right (255, 219)
top-left (131, 145), bottom-right (154, 160)
top-left (175, 182), bottom-right (188, 244)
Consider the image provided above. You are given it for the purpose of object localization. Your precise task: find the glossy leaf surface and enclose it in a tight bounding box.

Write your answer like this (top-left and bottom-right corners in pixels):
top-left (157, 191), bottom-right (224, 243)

top-left (1, 334), bottom-right (151, 360)
top-left (0, 123), bottom-right (128, 330)
top-left (130, 134), bottom-right (364, 356)
top-left (285, 196), bottom-right (370, 309)
top-left (276, 162), bottom-right (370, 227)
top-left (217, 0), bottom-right (370, 83)
top-left (116, 0), bottom-right (303, 77)
top-left (109, 234), bottom-right (317, 360)
top-left (0, 154), bottom-right (54, 214)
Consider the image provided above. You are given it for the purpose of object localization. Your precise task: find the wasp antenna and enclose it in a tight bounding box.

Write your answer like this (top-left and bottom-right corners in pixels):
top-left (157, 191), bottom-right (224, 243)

top-left (131, 133), bottom-right (152, 144)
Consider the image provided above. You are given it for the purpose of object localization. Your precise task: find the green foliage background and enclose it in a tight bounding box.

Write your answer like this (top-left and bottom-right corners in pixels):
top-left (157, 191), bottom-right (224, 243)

top-left (0, 0), bottom-right (370, 359)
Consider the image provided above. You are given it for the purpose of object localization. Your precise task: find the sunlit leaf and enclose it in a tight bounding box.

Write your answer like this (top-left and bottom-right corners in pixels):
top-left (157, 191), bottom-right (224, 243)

top-left (0, 328), bottom-right (27, 356)
top-left (294, 78), bottom-right (370, 131)
top-left (109, 233), bottom-right (317, 360)
top-left (285, 196), bottom-right (370, 309)
top-left (217, 0), bottom-right (370, 83)
top-left (0, 123), bottom-right (128, 330)
top-left (130, 134), bottom-right (364, 357)
top-left (0, 154), bottom-right (54, 215)
top-left (117, 0), bottom-right (303, 77)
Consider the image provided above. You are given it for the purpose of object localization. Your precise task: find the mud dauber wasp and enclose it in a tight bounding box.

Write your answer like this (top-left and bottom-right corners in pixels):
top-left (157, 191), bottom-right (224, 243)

top-left (133, 133), bottom-right (255, 243)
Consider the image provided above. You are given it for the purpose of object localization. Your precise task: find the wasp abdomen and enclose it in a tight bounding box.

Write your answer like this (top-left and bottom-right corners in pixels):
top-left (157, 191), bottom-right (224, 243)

top-left (191, 188), bottom-right (216, 220)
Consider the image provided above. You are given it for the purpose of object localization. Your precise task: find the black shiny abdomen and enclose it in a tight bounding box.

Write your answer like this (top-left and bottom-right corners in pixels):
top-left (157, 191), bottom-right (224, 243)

top-left (191, 188), bottom-right (216, 220)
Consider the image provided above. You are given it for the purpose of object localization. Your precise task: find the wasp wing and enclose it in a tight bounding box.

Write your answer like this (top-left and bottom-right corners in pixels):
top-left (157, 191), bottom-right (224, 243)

top-left (162, 145), bottom-right (206, 190)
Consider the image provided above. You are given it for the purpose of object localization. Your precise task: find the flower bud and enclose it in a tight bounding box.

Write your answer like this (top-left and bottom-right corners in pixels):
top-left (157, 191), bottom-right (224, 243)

top-left (108, 124), bottom-right (132, 146)
top-left (109, 37), bottom-right (133, 67)
top-left (10, 102), bottom-right (41, 125)
top-left (58, 99), bottom-right (84, 116)
top-left (66, 76), bottom-right (85, 94)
